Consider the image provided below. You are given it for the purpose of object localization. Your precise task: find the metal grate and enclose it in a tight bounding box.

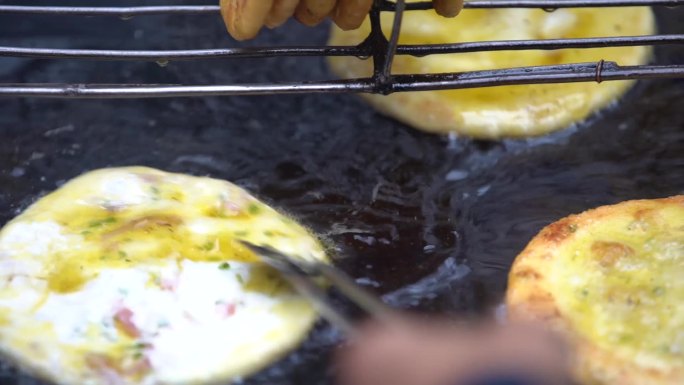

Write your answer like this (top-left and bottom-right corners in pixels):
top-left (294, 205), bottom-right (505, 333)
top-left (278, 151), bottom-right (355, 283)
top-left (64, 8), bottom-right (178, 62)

top-left (0, 0), bottom-right (683, 98)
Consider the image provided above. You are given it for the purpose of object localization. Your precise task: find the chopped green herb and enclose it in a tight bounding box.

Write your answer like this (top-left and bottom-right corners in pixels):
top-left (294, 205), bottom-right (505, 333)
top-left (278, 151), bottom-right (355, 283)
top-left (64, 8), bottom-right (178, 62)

top-left (233, 230), bottom-right (248, 237)
top-left (124, 259), bottom-right (132, 263)
top-left (219, 262), bottom-right (231, 270)
top-left (133, 351), bottom-right (144, 360)
top-left (118, 251), bottom-right (127, 258)
top-left (264, 230), bottom-right (274, 237)
top-left (199, 241), bottom-right (214, 251)
top-left (236, 274), bottom-right (244, 284)
top-left (269, 280), bottom-right (284, 296)
top-left (580, 288), bottom-right (589, 298)
top-left (88, 217), bottom-right (117, 228)
top-left (247, 203), bottom-right (261, 215)
top-left (80, 230), bottom-right (92, 236)
top-left (150, 186), bottom-right (160, 195)
top-left (618, 334), bottom-right (633, 343)
top-left (568, 224), bottom-right (578, 233)
top-left (131, 342), bottom-right (146, 350)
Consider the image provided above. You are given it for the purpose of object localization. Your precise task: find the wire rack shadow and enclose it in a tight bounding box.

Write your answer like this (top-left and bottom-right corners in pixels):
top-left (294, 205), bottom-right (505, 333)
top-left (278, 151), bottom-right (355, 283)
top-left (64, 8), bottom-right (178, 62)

top-left (0, 0), bottom-right (683, 98)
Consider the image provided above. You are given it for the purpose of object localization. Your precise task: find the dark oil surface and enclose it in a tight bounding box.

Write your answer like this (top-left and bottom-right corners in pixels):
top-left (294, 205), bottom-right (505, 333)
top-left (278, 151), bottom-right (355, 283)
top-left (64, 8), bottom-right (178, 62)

top-left (0, 1), bottom-right (682, 384)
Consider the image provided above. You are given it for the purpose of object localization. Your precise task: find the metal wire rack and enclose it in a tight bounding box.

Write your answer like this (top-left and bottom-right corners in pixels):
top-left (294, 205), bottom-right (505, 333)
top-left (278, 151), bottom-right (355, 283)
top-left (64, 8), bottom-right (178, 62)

top-left (0, 0), bottom-right (683, 98)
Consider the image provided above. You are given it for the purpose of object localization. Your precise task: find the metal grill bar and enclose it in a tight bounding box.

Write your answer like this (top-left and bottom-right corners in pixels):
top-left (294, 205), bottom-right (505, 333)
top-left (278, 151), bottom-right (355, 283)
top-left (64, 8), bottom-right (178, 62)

top-left (0, 46), bottom-right (361, 61)
top-left (1, 63), bottom-right (682, 98)
top-left (0, 0), bottom-right (681, 17)
top-left (1, 35), bottom-right (682, 61)
top-left (382, 0), bottom-right (683, 8)
top-left (0, 5), bottom-right (219, 16)
top-left (399, 35), bottom-right (684, 55)
top-left (381, 0), bottom-right (406, 81)
top-left (0, 0), bottom-right (682, 98)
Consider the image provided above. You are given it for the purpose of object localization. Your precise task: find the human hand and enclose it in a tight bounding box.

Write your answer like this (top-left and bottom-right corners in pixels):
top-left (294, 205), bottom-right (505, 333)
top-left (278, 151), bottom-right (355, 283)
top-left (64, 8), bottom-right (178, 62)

top-left (335, 314), bottom-right (572, 385)
top-left (219, 0), bottom-right (465, 41)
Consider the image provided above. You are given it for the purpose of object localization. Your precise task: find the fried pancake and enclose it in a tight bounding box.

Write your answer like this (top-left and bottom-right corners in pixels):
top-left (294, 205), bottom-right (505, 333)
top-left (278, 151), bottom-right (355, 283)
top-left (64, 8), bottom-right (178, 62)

top-left (0, 167), bottom-right (328, 385)
top-left (507, 196), bottom-right (684, 385)
top-left (328, 5), bottom-right (655, 139)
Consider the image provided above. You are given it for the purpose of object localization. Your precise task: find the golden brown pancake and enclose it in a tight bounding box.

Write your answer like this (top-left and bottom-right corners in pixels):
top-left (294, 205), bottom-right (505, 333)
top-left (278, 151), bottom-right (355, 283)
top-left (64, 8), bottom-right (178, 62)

top-left (0, 167), bottom-right (328, 385)
top-left (507, 196), bottom-right (684, 385)
top-left (328, 5), bottom-right (655, 139)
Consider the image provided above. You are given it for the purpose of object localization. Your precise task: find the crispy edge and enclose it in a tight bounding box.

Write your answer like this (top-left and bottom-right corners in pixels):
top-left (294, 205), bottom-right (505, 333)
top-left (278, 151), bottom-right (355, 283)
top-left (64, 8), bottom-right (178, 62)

top-left (506, 195), bottom-right (684, 385)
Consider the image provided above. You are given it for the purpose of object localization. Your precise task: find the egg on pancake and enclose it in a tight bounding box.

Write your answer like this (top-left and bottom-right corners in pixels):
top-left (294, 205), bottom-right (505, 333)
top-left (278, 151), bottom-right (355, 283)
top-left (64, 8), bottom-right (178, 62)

top-left (0, 167), bottom-right (328, 385)
top-left (506, 196), bottom-right (684, 385)
top-left (327, 5), bottom-right (655, 139)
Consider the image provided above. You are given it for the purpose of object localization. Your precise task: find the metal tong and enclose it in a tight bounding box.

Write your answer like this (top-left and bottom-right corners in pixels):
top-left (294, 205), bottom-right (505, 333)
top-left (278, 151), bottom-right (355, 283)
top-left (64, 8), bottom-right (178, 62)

top-left (239, 241), bottom-right (395, 338)
top-left (241, 241), bottom-right (561, 385)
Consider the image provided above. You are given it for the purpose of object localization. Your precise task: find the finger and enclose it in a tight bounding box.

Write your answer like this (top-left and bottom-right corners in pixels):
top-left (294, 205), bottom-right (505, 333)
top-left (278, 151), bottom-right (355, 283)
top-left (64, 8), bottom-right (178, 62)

top-left (481, 323), bottom-right (573, 381)
top-left (336, 322), bottom-right (475, 385)
top-left (220, 0), bottom-right (274, 41)
top-left (265, 0), bottom-right (300, 29)
top-left (332, 0), bottom-right (373, 30)
top-left (337, 342), bottom-right (416, 385)
top-left (433, 0), bottom-right (464, 17)
top-left (295, 0), bottom-right (338, 27)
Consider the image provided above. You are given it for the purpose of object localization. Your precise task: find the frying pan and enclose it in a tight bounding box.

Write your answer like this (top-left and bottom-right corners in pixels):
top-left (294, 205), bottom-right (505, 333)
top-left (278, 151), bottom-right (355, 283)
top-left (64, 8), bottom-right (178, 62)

top-left (0, 1), bottom-right (682, 384)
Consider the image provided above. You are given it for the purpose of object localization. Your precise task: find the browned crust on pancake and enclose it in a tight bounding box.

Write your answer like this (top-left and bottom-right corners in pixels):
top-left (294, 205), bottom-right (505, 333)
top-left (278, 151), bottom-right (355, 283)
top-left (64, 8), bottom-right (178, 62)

top-left (506, 195), bottom-right (684, 385)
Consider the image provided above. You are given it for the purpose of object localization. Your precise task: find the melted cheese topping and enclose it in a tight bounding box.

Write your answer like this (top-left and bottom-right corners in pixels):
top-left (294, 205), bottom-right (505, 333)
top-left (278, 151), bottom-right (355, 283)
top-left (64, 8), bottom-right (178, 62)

top-left (0, 167), bottom-right (327, 385)
top-left (327, 5), bottom-right (654, 138)
top-left (551, 203), bottom-right (684, 370)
